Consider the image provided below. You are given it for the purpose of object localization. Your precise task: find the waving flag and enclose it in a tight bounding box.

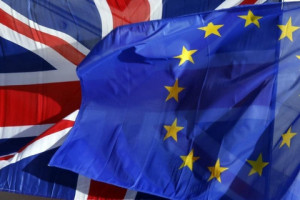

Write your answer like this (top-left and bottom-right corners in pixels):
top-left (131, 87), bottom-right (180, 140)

top-left (0, 0), bottom-right (269, 199)
top-left (50, 2), bottom-right (300, 200)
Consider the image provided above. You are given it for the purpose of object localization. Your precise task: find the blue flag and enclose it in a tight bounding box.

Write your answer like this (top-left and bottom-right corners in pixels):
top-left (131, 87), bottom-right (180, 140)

top-left (50, 3), bottom-right (300, 199)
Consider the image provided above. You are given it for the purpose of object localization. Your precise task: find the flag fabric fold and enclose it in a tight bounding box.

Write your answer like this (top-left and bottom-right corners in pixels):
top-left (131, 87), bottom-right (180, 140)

top-left (50, 2), bottom-right (300, 200)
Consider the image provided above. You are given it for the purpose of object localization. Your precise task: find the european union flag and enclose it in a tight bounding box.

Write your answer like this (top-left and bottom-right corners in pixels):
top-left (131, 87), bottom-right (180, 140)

top-left (50, 3), bottom-right (300, 199)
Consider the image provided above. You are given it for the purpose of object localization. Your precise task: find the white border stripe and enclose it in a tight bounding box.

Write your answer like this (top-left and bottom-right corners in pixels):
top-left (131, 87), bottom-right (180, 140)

top-left (255, 0), bottom-right (266, 4)
top-left (0, 24), bottom-right (79, 85)
top-left (215, 0), bottom-right (244, 10)
top-left (74, 175), bottom-right (91, 200)
top-left (124, 190), bottom-right (137, 200)
top-left (0, 124), bottom-right (53, 139)
top-left (94, 0), bottom-right (114, 38)
top-left (0, 127), bottom-right (71, 169)
top-left (1, 1), bottom-right (90, 55)
top-left (148, 0), bottom-right (163, 20)
top-left (65, 110), bottom-right (79, 121)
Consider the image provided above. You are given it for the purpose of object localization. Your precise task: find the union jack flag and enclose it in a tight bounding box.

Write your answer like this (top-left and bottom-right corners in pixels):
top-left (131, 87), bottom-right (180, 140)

top-left (0, 0), bottom-right (267, 199)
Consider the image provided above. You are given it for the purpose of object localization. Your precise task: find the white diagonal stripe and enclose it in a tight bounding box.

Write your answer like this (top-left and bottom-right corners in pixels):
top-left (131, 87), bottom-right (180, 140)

top-left (0, 127), bottom-right (71, 169)
top-left (1, 1), bottom-right (90, 55)
top-left (0, 24), bottom-right (79, 85)
top-left (215, 0), bottom-right (244, 10)
top-left (0, 124), bottom-right (53, 139)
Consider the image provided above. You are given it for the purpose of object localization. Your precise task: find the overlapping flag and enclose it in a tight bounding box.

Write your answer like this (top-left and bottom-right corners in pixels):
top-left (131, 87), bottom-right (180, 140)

top-left (1, 0), bottom-right (293, 199)
top-left (50, 2), bottom-right (300, 200)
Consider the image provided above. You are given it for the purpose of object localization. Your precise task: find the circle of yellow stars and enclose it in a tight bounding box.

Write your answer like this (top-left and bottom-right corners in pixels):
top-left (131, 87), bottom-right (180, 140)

top-left (161, 9), bottom-right (299, 184)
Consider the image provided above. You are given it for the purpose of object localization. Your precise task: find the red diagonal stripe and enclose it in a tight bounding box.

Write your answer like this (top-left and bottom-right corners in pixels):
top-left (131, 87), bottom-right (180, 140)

top-left (0, 81), bottom-right (81, 126)
top-left (0, 154), bottom-right (14, 161)
top-left (107, 0), bottom-right (150, 28)
top-left (0, 8), bottom-right (85, 66)
top-left (240, 0), bottom-right (257, 5)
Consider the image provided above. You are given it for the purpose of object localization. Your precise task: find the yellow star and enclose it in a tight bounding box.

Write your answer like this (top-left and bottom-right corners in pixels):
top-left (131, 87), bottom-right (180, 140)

top-left (164, 79), bottom-right (184, 102)
top-left (278, 17), bottom-right (300, 42)
top-left (174, 46), bottom-right (197, 66)
top-left (208, 159), bottom-right (228, 183)
top-left (198, 22), bottom-right (224, 38)
top-left (297, 55), bottom-right (300, 59)
top-left (247, 153), bottom-right (269, 176)
top-left (280, 127), bottom-right (297, 148)
top-left (239, 10), bottom-right (262, 28)
top-left (179, 149), bottom-right (199, 171)
top-left (163, 118), bottom-right (184, 142)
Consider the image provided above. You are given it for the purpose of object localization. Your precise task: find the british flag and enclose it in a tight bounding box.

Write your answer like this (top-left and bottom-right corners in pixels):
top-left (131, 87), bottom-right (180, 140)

top-left (0, 0), bottom-right (267, 199)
